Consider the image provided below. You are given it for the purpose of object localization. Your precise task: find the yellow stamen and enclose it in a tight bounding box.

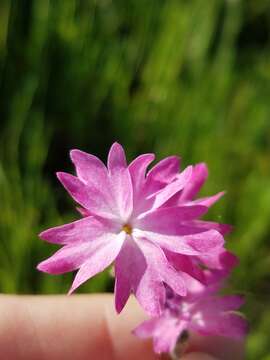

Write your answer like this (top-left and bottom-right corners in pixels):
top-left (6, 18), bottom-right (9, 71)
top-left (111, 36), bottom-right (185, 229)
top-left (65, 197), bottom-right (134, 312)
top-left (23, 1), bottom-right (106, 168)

top-left (122, 224), bottom-right (132, 235)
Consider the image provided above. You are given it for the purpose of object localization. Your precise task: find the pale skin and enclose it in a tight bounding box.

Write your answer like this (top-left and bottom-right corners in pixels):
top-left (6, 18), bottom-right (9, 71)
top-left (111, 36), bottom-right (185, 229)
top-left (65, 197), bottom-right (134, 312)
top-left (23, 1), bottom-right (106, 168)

top-left (0, 294), bottom-right (244, 360)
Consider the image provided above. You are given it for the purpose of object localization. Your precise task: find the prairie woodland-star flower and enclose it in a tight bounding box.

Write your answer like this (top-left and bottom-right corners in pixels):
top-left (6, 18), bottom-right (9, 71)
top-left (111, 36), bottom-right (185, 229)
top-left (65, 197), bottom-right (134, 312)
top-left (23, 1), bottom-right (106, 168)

top-left (134, 276), bottom-right (248, 355)
top-left (38, 143), bottom-right (227, 315)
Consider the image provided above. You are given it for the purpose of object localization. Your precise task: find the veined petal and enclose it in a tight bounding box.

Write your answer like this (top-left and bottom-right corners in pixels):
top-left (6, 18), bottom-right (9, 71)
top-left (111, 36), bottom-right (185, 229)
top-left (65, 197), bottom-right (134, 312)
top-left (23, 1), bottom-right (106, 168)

top-left (114, 236), bottom-right (147, 313)
top-left (39, 216), bottom-right (118, 245)
top-left (136, 205), bottom-right (208, 233)
top-left (134, 315), bottom-right (185, 354)
top-left (37, 241), bottom-right (102, 274)
top-left (69, 231), bottom-right (126, 294)
top-left (135, 265), bottom-right (166, 316)
top-left (70, 149), bottom-right (109, 188)
top-left (134, 238), bottom-right (187, 297)
top-left (107, 142), bottom-right (127, 172)
top-left (197, 247), bottom-right (236, 270)
top-left (152, 318), bottom-right (186, 354)
top-left (135, 229), bottom-right (223, 256)
top-left (128, 153), bottom-right (155, 194)
top-left (107, 143), bottom-right (133, 221)
top-left (187, 220), bottom-right (233, 235)
top-left (190, 191), bottom-right (225, 208)
top-left (180, 163), bottom-right (208, 201)
top-left (164, 251), bottom-right (205, 283)
top-left (57, 172), bottom-right (117, 220)
top-left (149, 166), bottom-right (193, 209)
top-left (146, 156), bottom-right (180, 185)
top-left (191, 310), bottom-right (248, 339)
top-left (183, 230), bottom-right (224, 252)
top-left (197, 295), bottom-right (245, 312)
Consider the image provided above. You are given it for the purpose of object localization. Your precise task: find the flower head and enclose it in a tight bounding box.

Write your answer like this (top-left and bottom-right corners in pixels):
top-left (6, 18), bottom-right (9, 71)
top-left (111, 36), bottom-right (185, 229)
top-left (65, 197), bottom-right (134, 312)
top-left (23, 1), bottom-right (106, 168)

top-left (38, 143), bottom-right (227, 315)
top-left (134, 276), bottom-right (248, 354)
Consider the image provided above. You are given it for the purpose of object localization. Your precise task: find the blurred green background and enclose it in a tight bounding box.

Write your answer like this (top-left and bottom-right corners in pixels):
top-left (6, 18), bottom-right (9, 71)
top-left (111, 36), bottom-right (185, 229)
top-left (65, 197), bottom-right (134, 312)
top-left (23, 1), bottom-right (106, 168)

top-left (0, 0), bottom-right (270, 358)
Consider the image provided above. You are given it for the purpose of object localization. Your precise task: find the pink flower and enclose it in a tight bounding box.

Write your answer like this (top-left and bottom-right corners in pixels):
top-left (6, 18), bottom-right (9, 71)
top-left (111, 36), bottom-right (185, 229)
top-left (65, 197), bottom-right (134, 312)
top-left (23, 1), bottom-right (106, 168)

top-left (38, 143), bottom-right (225, 315)
top-left (134, 278), bottom-right (248, 354)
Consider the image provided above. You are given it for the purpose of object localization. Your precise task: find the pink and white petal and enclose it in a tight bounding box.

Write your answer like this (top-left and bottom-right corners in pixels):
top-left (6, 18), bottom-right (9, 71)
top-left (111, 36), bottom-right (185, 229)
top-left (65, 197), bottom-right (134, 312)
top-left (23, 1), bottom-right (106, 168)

top-left (152, 317), bottom-right (186, 354)
top-left (197, 246), bottom-right (236, 271)
top-left (109, 167), bottom-right (133, 222)
top-left (107, 142), bottom-right (127, 172)
top-left (69, 232), bottom-right (126, 294)
top-left (190, 192), bottom-right (225, 208)
top-left (57, 172), bottom-right (117, 220)
top-left (70, 149), bottom-right (109, 188)
top-left (135, 266), bottom-right (166, 316)
top-left (128, 153), bottom-right (155, 194)
top-left (184, 230), bottom-right (224, 253)
top-left (76, 207), bottom-right (91, 217)
top-left (161, 266), bottom-right (187, 297)
top-left (133, 317), bottom-right (161, 341)
top-left (192, 312), bottom-right (248, 339)
top-left (187, 220), bottom-right (233, 235)
top-left (134, 238), bottom-right (187, 297)
top-left (149, 166), bottom-right (193, 209)
top-left (146, 156), bottom-right (181, 185)
top-left (134, 315), bottom-right (183, 353)
top-left (135, 229), bottom-right (223, 256)
top-left (134, 230), bottom-right (200, 256)
top-left (39, 216), bottom-right (118, 245)
top-left (136, 205), bottom-right (208, 234)
top-left (165, 251), bottom-right (206, 283)
top-left (197, 295), bottom-right (245, 313)
top-left (107, 143), bottom-right (133, 221)
top-left (114, 236), bottom-right (147, 313)
top-left (218, 313), bottom-right (249, 339)
top-left (203, 251), bottom-right (239, 285)
top-left (180, 163), bottom-right (208, 201)
top-left (37, 242), bottom-right (97, 274)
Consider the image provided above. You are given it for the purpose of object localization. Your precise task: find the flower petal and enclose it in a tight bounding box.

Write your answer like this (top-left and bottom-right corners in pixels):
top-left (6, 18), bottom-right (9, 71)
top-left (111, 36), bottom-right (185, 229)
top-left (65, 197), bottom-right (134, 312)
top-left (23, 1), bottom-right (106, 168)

top-left (37, 242), bottom-right (98, 274)
top-left (180, 163), bottom-right (208, 201)
top-left (107, 142), bottom-right (127, 172)
top-left (114, 236), bottom-right (147, 313)
top-left (191, 191), bottom-right (225, 208)
top-left (134, 238), bottom-right (187, 297)
top-left (187, 220), bottom-right (233, 235)
top-left (57, 172), bottom-right (117, 220)
top-left (39, 216), bottom-right (117, 245)
top-left (135, 229), bottom-right (223, 256)
top-left (146, 156), bottom-right (180, 185)
top-left (149, 166), bottom-right (193, 209)
top-left (107, 143), bottom-right (133, 221)
top-left (70, 149), bottom-right (108, 188)
top-left (69, 232), bottom-right (126, 294)
top-left (191, 311), bottom-right (248, 339)
top-left (134, 315), bottom-right (185, 354)
top-left (135, 265), bottom-right (166, 316)
top-left (128, 153), bottom-right (155, 195)
top-left (136, 205), bottom-right (208, 233)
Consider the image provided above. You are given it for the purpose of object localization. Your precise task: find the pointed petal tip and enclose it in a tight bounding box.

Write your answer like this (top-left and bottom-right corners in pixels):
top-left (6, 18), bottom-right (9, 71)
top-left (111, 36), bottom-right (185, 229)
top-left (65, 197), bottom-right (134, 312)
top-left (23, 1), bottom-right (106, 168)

top-left (56, 171), bottom-right (66, 181)
top-left (196, 162), bottom-right (209, 172)
top-left (70, 149), bottom-right (81, 161)
top-left (36, 261), bottom-right (48, 273)
top-left (38, 230), bottom-right (46, 240)
top-left (110, 141), bottom-right (123, 150)
top-left (39, 228), bottom-right (53, 241)
top-left (115, 302), bottom-right (123, 314)
top-left (67, 286), bottom-right (75, 296)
